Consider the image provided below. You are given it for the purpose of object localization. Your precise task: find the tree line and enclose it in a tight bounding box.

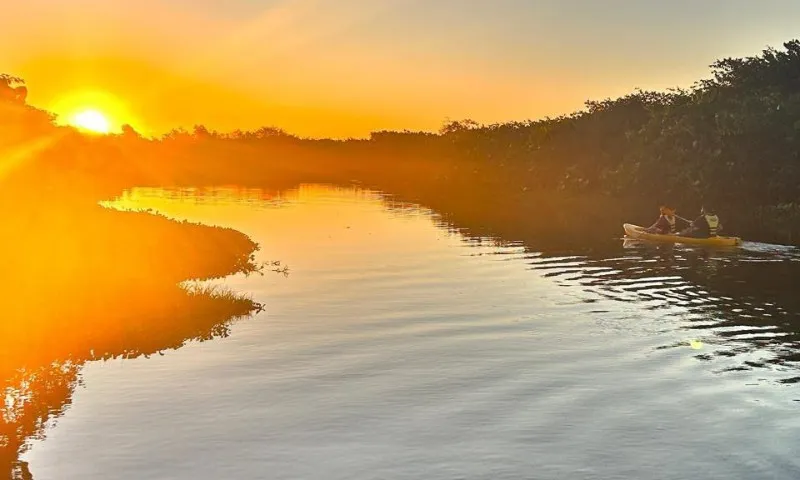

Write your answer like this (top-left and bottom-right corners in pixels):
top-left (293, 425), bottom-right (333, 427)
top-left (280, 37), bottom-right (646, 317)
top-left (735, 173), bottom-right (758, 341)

top-left (3, 40), bottom-right (799, 243)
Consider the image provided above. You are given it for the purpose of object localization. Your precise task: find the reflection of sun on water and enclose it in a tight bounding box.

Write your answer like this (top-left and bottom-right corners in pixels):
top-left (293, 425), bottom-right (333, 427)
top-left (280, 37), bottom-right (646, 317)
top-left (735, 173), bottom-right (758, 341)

top-left (69, 109), bottom-right (111, 134)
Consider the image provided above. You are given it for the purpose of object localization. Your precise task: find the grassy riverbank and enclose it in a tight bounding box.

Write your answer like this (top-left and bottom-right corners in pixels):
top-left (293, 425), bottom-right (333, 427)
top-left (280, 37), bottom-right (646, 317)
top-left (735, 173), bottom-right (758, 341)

top-left (0, 94), bottom-right (265, 477)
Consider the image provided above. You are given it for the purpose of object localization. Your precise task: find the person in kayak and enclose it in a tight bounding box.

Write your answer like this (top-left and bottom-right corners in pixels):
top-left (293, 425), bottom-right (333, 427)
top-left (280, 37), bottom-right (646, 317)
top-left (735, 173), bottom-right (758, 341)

top-left (679, 206), bottom-right (722, 238)
top-left (645, 205), bottom-right (683, 234)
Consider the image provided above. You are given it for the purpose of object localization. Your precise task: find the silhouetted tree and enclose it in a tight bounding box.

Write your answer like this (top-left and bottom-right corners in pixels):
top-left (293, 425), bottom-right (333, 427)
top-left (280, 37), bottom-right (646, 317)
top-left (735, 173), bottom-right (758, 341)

top-left (0, 74), bottom-right (28, 104)
top-left (121, 123), bottom-right (139, 137)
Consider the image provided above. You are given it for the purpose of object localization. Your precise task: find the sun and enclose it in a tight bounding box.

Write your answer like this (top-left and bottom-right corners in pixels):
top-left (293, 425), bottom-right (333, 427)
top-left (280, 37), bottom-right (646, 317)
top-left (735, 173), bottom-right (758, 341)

top-left (53, 90), bottom-right (143, 136)
top-left (69, 109), bottom-right (112, 134)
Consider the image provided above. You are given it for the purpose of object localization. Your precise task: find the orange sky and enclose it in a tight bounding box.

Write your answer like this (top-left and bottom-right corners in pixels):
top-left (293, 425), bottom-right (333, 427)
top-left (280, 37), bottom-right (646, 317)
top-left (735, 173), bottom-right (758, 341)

top-left (3, 0), bottom-right (800, 138)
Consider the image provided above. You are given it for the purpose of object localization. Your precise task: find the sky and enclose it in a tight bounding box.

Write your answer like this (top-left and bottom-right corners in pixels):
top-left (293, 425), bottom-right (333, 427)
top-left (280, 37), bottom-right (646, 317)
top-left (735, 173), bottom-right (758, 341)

top-left (2, 0), bottom-right (800, 138)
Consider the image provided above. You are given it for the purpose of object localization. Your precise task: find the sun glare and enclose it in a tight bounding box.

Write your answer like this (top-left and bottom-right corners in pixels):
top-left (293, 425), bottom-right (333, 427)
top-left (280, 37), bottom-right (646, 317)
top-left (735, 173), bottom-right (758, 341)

top-left (52, 90), bottom-right (141, 135)
top-left (69, 109), bottom-right (112, 134)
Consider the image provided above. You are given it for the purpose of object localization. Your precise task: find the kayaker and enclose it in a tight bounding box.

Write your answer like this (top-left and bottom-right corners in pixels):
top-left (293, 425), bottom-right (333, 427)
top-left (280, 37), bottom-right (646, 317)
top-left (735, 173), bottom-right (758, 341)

top-left (679, 206), bottom-right (722, 238)
top-left (645, 205), bottom-right (682, 234)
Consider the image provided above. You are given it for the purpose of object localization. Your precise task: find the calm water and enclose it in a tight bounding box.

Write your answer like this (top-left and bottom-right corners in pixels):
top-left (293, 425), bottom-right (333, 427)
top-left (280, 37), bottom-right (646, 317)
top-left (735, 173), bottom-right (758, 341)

top-left (23, 184), bottom-right (800, 479)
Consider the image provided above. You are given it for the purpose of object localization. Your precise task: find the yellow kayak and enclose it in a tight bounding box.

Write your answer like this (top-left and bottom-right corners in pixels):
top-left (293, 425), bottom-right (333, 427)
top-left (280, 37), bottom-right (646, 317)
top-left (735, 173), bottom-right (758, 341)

top-left (623, 223), bottom-right (742, 247)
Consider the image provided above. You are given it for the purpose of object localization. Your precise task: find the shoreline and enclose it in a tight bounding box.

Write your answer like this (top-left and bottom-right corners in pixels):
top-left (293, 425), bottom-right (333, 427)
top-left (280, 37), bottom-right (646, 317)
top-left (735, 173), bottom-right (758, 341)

top-left (0, 188), bottom-right (266, 475)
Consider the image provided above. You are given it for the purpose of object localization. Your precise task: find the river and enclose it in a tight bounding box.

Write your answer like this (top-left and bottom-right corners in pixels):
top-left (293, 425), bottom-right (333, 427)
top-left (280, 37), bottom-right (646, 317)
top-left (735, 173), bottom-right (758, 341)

top-left (22, 184), bottom-right (800, 479)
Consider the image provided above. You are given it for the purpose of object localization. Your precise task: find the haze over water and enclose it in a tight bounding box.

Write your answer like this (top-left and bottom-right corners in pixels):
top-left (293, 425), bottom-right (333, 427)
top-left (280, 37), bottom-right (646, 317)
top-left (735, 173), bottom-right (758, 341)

top-left (22, 185), bottom-right (800, 480)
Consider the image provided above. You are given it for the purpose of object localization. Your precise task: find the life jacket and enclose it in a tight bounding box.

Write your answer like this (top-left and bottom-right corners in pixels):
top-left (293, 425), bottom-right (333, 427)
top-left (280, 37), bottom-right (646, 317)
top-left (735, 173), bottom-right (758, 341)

top-left (664, 215), bottom-right (676, 233)
top-left (704, 214), bottom-right (719, 236)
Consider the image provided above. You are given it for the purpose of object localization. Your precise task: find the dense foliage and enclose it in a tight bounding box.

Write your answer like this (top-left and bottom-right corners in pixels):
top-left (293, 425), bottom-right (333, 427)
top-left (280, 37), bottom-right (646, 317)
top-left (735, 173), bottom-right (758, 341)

top-left (396, 41), bottom-right (800, 228)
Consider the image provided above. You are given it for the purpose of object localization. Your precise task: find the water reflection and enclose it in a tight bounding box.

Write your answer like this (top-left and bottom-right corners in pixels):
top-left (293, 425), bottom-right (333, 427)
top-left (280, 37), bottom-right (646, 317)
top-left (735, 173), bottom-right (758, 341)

top-left (1, 285), bottom-right (260, 479)
top-left (21, 184), bottom-right (800, 480)
top-left (517, 240), bottom-right (800, 383)
top-left (110, 184), bottom-right (800, 385)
